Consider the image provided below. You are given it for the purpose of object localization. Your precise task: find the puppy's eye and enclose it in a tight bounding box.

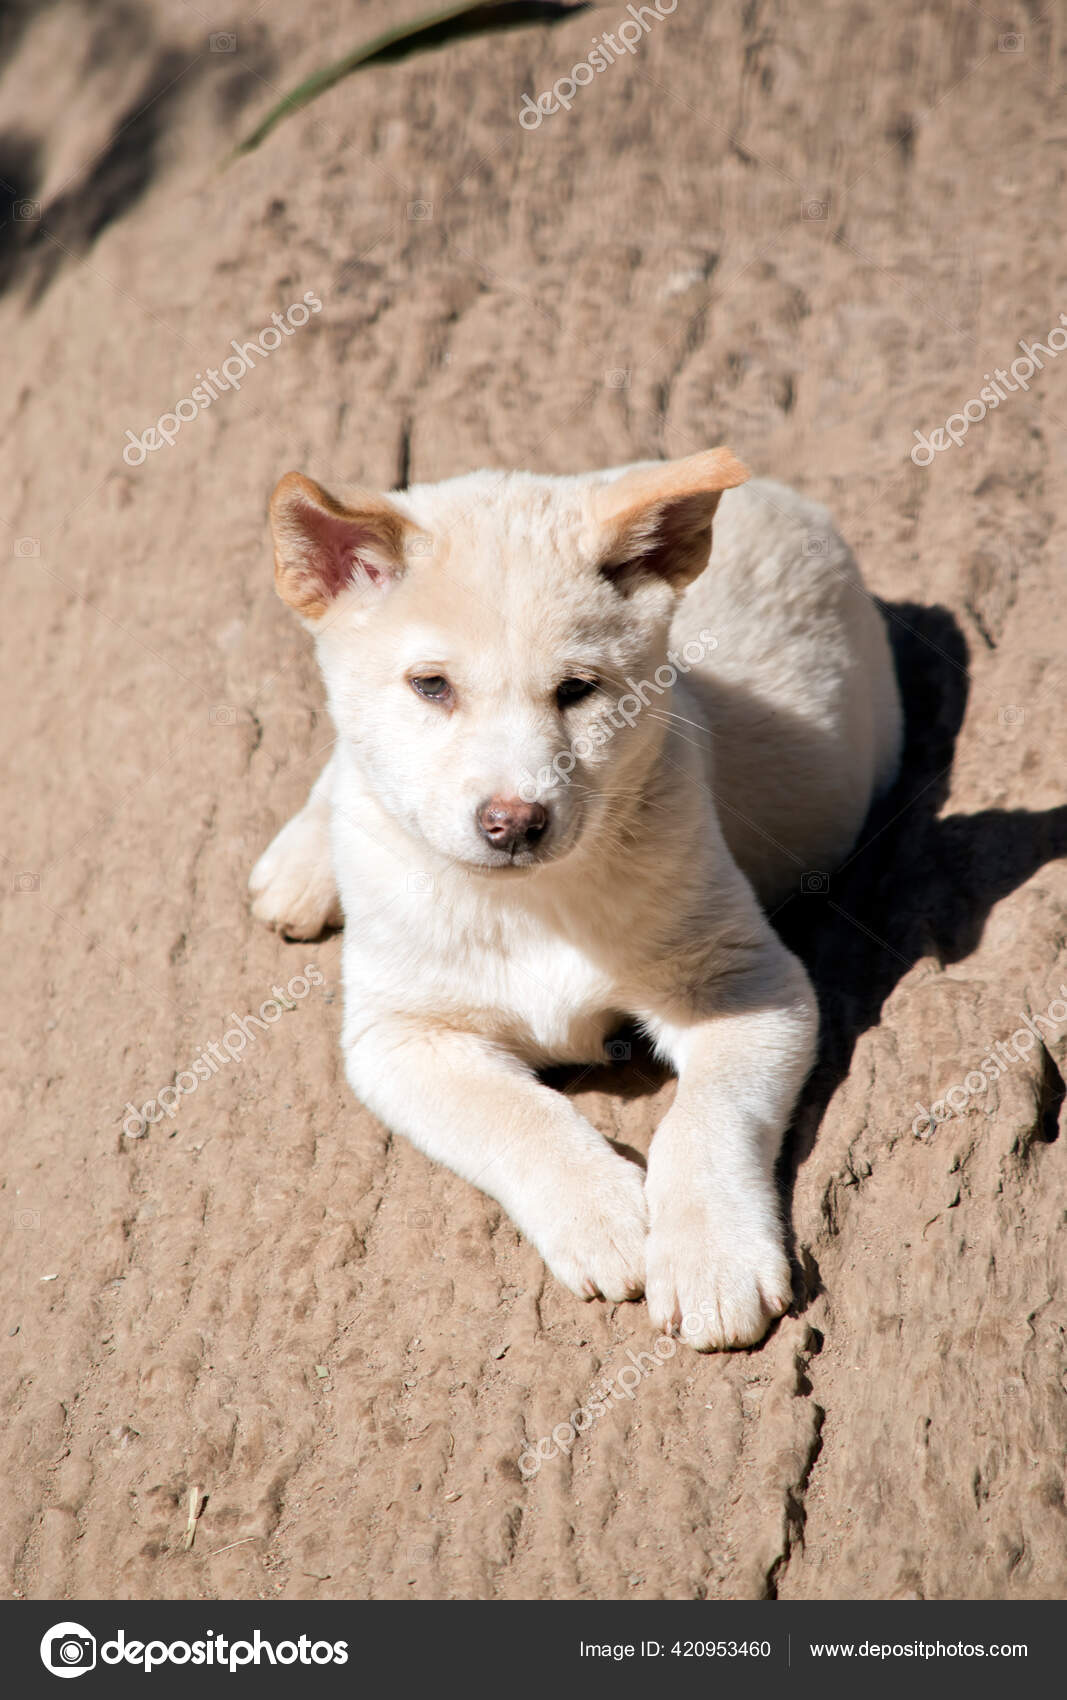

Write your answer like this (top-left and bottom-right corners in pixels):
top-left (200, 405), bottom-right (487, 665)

top-left (556, 676), bottom-right (598, 709)
top-left (410, 674), bottom-right (454, 707)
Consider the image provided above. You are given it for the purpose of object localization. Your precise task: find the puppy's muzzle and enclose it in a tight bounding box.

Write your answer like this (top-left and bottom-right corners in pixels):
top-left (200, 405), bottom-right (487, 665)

top-left (476, 796), bottom-right (549, 855)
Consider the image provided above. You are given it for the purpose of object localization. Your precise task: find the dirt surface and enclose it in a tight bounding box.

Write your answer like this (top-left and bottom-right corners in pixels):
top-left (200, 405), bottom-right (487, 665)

top-left (3, 0), bottom-right (1066, 1601)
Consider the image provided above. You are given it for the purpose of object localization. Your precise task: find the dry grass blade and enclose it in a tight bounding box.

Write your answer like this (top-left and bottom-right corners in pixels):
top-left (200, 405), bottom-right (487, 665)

top-left (181, 1484), bottom-right (206, 1551)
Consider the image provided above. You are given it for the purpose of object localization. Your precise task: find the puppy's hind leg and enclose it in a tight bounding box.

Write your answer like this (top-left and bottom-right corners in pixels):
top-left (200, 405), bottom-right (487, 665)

top-left (249, 753), bottom-right (342, 939)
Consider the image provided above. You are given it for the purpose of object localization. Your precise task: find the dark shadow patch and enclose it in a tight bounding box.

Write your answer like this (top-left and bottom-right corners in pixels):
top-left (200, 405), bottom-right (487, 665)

top-left (1036, 1044), bottom-right (1064, 1145)
top-left (23, 47), bottom-right (198, 303)
top-left (889, 112), bottom-right (917, 165)
top-left (2, 24), bottom-right (283, 304)
top-left (0, 128), bottom-right (43, 294)
top-left (0, 0), bottom-right (45, 70)
top-left (543, 1022), bottom-right (671, 1105)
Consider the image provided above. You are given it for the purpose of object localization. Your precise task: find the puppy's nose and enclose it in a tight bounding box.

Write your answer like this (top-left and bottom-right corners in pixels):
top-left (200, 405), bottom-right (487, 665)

top-left (476, 796), bottom-right (549, 853)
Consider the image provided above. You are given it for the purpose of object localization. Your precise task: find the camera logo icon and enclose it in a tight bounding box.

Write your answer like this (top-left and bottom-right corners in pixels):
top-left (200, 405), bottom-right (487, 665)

top-left (40, 1622), bottom-right (96, 1678)
top-left (605, 1039), bottom-right (631, 1062)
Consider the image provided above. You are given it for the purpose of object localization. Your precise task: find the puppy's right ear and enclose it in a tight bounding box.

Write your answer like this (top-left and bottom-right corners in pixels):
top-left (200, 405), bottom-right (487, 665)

top-left (269, 471), bottom-right (417, 621)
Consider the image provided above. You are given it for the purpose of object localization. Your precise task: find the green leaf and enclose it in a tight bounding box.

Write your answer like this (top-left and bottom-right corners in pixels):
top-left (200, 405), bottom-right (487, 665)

top-left (230, 1), bottom-right (587, 161)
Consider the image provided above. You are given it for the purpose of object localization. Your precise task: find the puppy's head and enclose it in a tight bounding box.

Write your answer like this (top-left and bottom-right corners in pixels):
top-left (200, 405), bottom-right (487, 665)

top-left (269, 450), bottom-right (748, 873)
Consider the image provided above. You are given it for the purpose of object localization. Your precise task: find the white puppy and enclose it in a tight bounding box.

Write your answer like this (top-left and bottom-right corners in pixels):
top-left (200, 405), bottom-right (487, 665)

top-left (250, 451), bottom-right (901, 1349)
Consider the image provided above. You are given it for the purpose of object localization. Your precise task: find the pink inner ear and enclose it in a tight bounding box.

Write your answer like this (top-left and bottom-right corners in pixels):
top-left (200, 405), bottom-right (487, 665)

top-left (297, 498), bottom-right (387, 596)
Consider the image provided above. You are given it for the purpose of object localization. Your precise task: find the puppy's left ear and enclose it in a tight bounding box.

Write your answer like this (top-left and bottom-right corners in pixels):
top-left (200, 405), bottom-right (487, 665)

top-left (592, 448), bottom-right (749, 591)
top-left (270, 471), bottom-right (420, 621)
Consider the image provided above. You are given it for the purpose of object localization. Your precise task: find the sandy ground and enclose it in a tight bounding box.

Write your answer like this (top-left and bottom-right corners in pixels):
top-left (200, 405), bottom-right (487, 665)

top-left (2, 0), bottom-right (1066, 1601)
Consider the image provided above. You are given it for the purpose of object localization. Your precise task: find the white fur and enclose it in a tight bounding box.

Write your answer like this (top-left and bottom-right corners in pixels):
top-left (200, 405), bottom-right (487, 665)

top-left (251, 458), bottom-right (901, 1348)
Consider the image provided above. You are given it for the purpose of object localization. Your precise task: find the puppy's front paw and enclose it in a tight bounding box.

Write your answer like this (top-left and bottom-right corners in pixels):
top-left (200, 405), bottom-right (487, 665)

top-left (249, 811), bottom-right (341, 939)
top-left (532, 1156), bottom-right (648, 1304)
top-left (645, 1198), bottom-right (791, 1350)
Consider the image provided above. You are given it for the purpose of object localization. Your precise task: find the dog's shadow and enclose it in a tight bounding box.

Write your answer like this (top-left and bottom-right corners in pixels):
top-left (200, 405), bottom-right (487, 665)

top-left (555, 602), bottom-right (1067, 1303)
top-left (775, 601), bottom-right (1067, 1202)
top-left (544, 1035), bottom-right (669, 1168)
